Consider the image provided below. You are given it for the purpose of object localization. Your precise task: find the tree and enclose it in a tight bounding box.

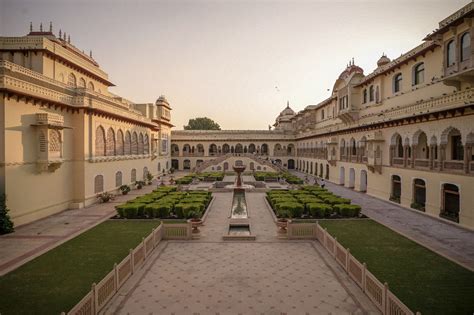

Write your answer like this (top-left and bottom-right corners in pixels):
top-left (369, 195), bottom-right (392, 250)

top-left (184, 117), bottom-right (221, 130)
top-left (0, 194), bottom-right (14, 234)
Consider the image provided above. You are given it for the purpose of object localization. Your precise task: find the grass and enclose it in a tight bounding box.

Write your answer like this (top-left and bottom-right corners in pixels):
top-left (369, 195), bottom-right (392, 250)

top-left (319, 220), bottom-right (474, 315)
top-left (0, 220), bottom-right (161, 315)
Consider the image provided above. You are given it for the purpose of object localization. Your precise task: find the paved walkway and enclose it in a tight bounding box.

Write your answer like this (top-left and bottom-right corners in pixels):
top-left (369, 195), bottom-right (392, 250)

top-left (104, 191), bottom-right (378, 314)
top-left (0, 174), bottom-right (182, 276)
top-left (291, 170), bottom-right (474, 271)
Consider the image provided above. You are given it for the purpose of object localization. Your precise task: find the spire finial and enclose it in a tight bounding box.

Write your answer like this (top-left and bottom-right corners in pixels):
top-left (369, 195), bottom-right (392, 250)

top-left (89, 50), bottom-right (93, 58)
top-left (63, 32), bottom-right (66, 41)
top-left (352, 57), bottom-right (355, 65)
top-left (40, 23), bottom-right (43, 32)
top-left (59, 29), bottom-right (62, 38)
top-left (287, 100), bottom-right (289, 108)
top-left (49, 22), bottom-right (52, 32)
top-left (67, 35), bottom-right (70, 43)
top-left (29, 22), bottom-right (33, 32)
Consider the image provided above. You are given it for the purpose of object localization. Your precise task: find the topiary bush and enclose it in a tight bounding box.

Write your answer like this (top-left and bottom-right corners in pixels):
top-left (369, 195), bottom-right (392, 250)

top-left (277, 201), bottom-right (304, 218)
top-left (116, 203), bottom-right (146, 218)
top-left (144, 203), bottom-right (173, 218)
top-left (333, 204), bottom-right (362, 217)
top-left (307, 203), bottom-right (333, 218)
top-left (174, 203), bottom-right (201, 219)
top-left (0, 195), bottom-right (14, 234)
top-left (320, 196), bottom-right (351, 205)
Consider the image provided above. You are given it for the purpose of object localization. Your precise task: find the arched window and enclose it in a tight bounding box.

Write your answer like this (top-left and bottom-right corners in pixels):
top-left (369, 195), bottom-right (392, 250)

top-left (144, 134), bottom-right (149, 154)
top-left (78, 77), bottom-right (86, 88)
top-left (95, 126), bottom-right (106, 156)
top-left (413, 63), bottom-right (424, 85)
top-left (131, 169), bottom-right (136, 182)
top-left (67, 73), bottom-right (76, 87)
top-left (461, 32), bottom-right (471, 62)
top-left (124, 131), bottom-right (131, 155)
top-left (87, 81), bottom-right (95, 91)
top-left (393, 73), bottom-right (402, 93)
top-left (350, 138), bottom-right (356, 156)
top-left (395, 135), bottom-right (403, 158)
top-left (115, 171), bottom-right (122, 187)
top-left (94, 175), bottom-right (104, 193)
top-left (363, 89), bottom-right (367, 103)
top-left (106, 128), bottom-right (115, 156)
top-left (138, 133), bottom-right (144, 154)
top-left (116, 130), bottom-right (124, 155)
top-left (131, 132), bottom-right (138, 155)
top-left (441, 183), bottom-right (460, 222)
top-left (369, 85), bottom-right (374, 102)
top-left (391, 175), bottom-right (401, 203)
top-left (446, 40), bottom-right (456, 67)
top-left (413, 179), bottom-right (426, 210)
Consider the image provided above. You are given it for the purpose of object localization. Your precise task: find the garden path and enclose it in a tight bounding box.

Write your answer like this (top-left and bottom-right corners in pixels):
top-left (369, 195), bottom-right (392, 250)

top-left (290, 170), bottom-right (474, 271)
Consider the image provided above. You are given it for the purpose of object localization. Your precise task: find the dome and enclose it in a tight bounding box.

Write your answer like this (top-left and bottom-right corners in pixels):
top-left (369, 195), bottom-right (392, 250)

top-left (155, 95), bottom-right (169, 106)
top-left (377, 54), bottom-right (391, 67)
top-left (338, 60), bottom-right (364, 80)
top-left (279, 101), bottom-right (295, 117)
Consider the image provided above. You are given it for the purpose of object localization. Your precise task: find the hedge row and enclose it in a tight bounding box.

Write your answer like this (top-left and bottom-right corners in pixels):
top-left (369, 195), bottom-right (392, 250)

top-left (267, 188), bottom-right (361, 219)
top-left (116, 187), bottom-right (211, 219)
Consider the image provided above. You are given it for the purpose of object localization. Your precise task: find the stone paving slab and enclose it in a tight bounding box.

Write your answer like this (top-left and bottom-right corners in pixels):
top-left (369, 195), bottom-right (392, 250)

top-left (290, 170), bottom-right (474, 271)
top-left (107, 242), bottom-right (373, 315)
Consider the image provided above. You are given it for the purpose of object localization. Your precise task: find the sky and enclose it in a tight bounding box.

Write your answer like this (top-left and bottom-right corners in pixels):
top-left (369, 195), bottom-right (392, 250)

top-left (0, 0), bottom-right (469, 130)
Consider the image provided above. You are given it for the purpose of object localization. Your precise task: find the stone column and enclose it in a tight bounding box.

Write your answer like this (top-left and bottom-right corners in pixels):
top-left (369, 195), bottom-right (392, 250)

top-left (464, 145), bottom-right (471, 173)
top-left (411, 144), bottom-right (416, 168)
top-left (439, 144), bottom-right (446, 171)
top-left (429, 145), bottom-right (434, 170)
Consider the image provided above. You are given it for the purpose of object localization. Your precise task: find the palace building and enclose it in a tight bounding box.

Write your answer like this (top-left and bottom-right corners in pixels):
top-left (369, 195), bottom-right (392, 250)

top-left (170, 2), bottom-right (474, 229)
top-left (0, 24), bottom-right (172, 226)
top-left (2, 3), bottom-right (474, 230)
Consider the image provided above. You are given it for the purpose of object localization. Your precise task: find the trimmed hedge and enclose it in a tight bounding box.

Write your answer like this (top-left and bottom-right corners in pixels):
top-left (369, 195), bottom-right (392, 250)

top-left (334, 204), bottom-right (361, 217)
top-left (276, 201), bottom-right (304, 218)
top-left (307, 203), bottom-right (333, 217)
top-left (144, 203), bottom-right (173, 218)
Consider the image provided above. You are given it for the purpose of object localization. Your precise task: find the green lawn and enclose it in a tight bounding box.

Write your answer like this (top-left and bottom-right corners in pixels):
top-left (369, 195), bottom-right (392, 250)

top-left (319, 220), bottom-right (474, 315)
top-left (0, 220), bottom-right (161, 315)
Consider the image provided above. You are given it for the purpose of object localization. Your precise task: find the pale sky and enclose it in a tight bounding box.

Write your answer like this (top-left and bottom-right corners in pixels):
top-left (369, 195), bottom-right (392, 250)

top-left (0, 0), bottom-right (469, 129)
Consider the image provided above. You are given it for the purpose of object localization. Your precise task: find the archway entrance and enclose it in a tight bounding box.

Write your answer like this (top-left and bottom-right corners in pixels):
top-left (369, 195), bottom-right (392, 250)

top-left (171, 159), bottom-right (179, 170)
top-left (339, 167), bottom-right (345, 185)
top-left (360, 170), bottom-right (367, 192)
top-left (348, 168), bottom-right (355, 188)
top-left (288, 159), bottom-right (295, 169)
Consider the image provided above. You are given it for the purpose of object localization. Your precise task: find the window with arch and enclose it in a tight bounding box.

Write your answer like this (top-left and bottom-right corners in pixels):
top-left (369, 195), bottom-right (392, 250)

top-left (67, 73), bottom-right (76, 87)
top-left (116, 130), bottom-right (124, 155)
top-left (131, 132), bottom-right (138, 155)
top-left (78, 77), bottom-right (86, 88)
top-left (441, 183), bottom-right (460, 222)
top-left (395, 135), bottom-right (403, 158)
top-left (369, 85), bottom-right (374, 102)
top-left (144, 134), bottom-right (149, 154)
top-left (461, 32), bottom-right (471, 62)
top-left (391, 175), bottom-right (401, 203)
top-left (124, 131), bottom-right (131, 155)
top-left (413, 179), bottom-right (426, 210)
top-left (138, 133), bottom-right (144, 154)
top-left (87, 81), bottom-right (95, 91)
top-left (94, 175), bottom-right (104, 193)
top-left (131, 168), bottom-right (137, 182)
top-left (393, 73), bottom-right (402, 93)
top-left (363, 89), bottom-right (367, 103)
top-left (95, 126), bottom-right (106, 156)
top-left (413, 63), bottom-right (424, 85)
top-left (106, 128), bottom-right (115, 156)
top-left (350, 138), bottom-right (356, 156)
top-left (115, 171), bottom-right (122, 187)
top-left (447, 40), bottom-right (456, 67)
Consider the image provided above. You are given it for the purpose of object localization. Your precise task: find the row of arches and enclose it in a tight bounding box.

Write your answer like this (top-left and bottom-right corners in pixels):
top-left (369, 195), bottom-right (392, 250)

top-left (338, 167), bottom-right (367, 192)
top-left (296, 160), bottom-right (329, 179)
top-left (93, 161), bottom-right (169, 194)
top-left (390, 175), bottom-right (460, 223)
top-left (171, 143), bottom-right (295, 156)
top-left (60, 72), bottom-right (99, 92)
top-left (95, 126), bottom-right (150, 157)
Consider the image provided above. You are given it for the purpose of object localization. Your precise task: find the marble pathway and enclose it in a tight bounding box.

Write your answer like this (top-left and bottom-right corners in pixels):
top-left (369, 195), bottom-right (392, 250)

top-left (291, 170), bottom-right (474, 271)
top-left (104, 192), bottom-right (379, 315)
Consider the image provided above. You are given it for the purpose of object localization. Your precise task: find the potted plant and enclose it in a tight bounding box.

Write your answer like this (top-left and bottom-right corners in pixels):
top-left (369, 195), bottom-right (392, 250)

top-left (169, 167), bottom-right (175, 174)
top-left (135, 180), bottom-right (145, 189)
top-left (97, 192), bottom-right (114, 203)
top-left (276, 209), bottom-right (292, 232)
top-left (119, 185), bottom-right (131, 195)
top-left (146, 172), bottom-right (154, 185)
top-left (187, 210), bottom-right (203, 233)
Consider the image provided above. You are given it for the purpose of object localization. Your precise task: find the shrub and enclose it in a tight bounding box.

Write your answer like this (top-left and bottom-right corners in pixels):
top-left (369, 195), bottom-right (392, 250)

top-left (276, 201), bottom-right (304, 218)
top-left (307, 203), bottom-right (333, 218)
top-left (174, 203), bottom-right (201, 218)
top-left (320, 196), bottom-right (351, 205)
top-left (0, 195), bottom-right (14, 234)
top-left (154, 186), bottom-right (177, 193)
top-left (334, 204), bottom-right (361, 217)
top-left (144, 203), bottom-right (173, 218)
top-left (276, 209), bottom-right (292, 218)
top-left (116, 203), bottom-right (146, 218)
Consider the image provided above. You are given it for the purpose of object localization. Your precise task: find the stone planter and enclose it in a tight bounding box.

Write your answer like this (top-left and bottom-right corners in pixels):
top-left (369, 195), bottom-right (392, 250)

top-left (188, 219), bottom-right (203, 233)
top-left (276, 218), bottom-right (289, 233)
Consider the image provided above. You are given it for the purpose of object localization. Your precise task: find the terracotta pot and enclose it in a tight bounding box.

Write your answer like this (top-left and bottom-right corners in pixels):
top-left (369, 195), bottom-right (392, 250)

top-left (188, 219), bottom-right (203, 233)
top-left (277, 219), bottom-right (288, 231)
